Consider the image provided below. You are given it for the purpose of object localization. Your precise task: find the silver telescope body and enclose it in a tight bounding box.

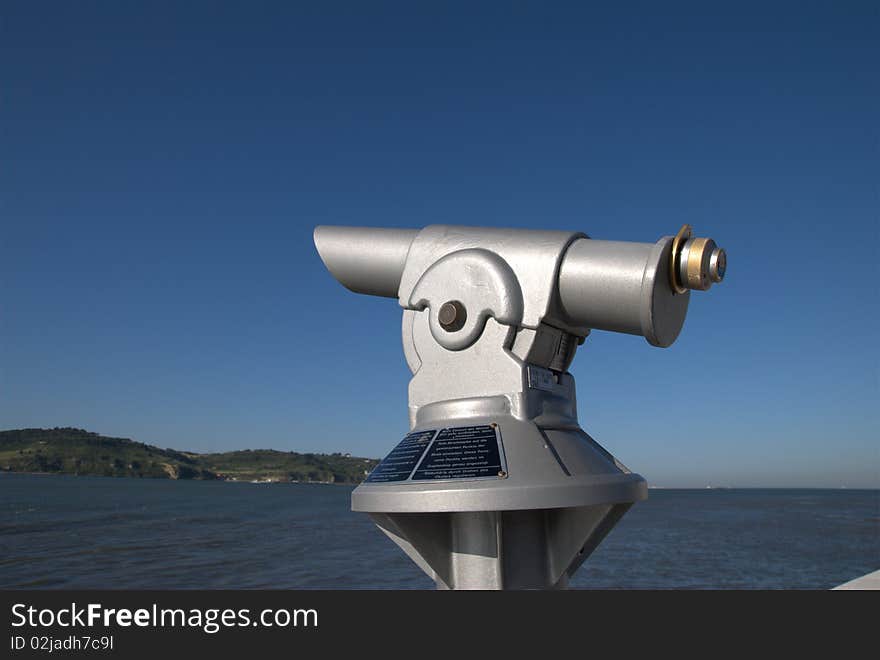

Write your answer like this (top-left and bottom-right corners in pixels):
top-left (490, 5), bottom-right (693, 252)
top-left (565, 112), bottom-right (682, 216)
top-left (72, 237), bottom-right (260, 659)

top-left (314, 222), bottom-right (726, 590)
top-left (314, 224), bottom-right (725, 347)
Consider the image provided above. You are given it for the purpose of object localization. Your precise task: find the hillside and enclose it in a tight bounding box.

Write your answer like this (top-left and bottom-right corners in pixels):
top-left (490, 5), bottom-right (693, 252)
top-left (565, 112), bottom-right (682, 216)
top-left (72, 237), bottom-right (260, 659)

top-left (0, 428), bottom-right (378, 484)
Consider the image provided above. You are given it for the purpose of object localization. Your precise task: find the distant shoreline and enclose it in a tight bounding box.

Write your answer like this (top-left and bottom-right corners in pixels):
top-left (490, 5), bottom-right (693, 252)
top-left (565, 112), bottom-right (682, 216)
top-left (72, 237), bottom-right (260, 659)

top-left (0, 427), bottom-right (379, 484)
top-left (0, 470), bottom-right (355, 485)
top-left (2, 471), bottom-right (877, 491)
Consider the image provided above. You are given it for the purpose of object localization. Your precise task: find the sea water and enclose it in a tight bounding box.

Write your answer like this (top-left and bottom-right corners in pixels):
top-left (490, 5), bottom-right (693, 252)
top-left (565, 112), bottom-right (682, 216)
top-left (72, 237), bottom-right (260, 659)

top-left (1, 473), bottom-right (877, 589)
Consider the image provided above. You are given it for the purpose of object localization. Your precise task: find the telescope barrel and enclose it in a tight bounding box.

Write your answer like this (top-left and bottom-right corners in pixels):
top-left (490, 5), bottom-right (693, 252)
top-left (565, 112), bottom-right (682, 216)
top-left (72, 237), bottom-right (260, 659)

top-left (557, 230), bottom-right (725, 346)
top-left (313, 226), bottom-right (417, 298)
top-left (557, 237), bottom-right (689, 347)
top-left (558, 238), bottom-right (661, 337)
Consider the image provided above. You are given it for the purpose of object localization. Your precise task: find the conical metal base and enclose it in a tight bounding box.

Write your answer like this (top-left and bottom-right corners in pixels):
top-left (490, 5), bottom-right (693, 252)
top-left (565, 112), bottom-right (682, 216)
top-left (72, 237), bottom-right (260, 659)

top-left (354, 408), bottom-right (645, 589)
top-left (371, 504), bottom-right (631, 589)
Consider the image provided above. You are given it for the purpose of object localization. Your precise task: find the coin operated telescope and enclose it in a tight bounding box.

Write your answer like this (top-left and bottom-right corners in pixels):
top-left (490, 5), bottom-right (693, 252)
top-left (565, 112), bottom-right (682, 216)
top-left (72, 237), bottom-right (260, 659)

top-left (315, 224), bottom-right (726, 589)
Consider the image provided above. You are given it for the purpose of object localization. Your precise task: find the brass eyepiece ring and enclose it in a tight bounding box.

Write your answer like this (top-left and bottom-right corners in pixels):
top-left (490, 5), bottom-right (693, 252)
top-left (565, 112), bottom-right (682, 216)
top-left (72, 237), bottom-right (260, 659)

top-left (669, 223), bottom-right (692, 294)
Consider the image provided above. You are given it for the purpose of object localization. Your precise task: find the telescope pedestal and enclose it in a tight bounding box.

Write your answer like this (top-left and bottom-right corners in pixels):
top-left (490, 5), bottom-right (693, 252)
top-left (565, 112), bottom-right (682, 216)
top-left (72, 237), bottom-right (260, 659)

top-left (371, 504), bottom-right (632, 590)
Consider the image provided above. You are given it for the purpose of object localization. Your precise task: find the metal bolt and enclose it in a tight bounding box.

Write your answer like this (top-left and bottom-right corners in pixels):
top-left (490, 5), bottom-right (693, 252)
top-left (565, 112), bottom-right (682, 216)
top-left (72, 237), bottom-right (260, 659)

top-left (438, 300), bottom-right (466, 332)
top-left (498, 470), bottom-right (507, 478)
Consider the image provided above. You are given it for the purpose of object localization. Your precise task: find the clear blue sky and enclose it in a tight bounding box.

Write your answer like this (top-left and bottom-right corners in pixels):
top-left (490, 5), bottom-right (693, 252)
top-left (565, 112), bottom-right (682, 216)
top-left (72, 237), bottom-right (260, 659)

top-left (2, 2), bottom-right (877, 487)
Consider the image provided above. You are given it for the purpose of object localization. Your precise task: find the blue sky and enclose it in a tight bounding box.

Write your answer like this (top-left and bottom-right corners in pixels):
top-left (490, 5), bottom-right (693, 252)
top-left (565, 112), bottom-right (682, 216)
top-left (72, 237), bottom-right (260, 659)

top-left (2, 2), bottom-right (877, 487)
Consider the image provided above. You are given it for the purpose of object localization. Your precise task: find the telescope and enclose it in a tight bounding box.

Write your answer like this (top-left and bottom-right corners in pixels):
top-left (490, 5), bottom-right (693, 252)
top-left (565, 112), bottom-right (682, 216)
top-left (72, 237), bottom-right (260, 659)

top-left (315, 223), bottom-right (726, 589)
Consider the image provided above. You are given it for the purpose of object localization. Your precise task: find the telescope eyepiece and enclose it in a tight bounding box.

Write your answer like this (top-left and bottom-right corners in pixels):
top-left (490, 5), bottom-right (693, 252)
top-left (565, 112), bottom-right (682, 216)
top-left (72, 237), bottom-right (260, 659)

top-left (670, 225), bottom-right (727, 292)
top-left (709, 247), bottom-right (727, 283)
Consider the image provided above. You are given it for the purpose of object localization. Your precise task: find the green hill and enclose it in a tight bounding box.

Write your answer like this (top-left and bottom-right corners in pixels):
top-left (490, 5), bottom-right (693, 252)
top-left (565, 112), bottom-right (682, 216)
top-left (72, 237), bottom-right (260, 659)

top-left (0, 428), bottom-right (378, 484)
